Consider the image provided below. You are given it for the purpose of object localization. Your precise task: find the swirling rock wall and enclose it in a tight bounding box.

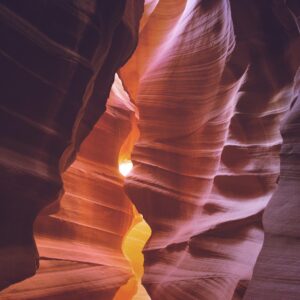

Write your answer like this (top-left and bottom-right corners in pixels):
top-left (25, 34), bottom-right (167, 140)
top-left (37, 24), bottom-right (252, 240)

top-left (1, 0), bottom-right (300, 299)
top-left (121, 0), bottom-right (300, 299)
top-left (0, 0), bottom-right (143, 292)
top-left (244, 5), bottom-right (300, 298)
top-left (244, 76), bottom-right (300, 299)
top-left (0, 75), bottom-right (138, 299)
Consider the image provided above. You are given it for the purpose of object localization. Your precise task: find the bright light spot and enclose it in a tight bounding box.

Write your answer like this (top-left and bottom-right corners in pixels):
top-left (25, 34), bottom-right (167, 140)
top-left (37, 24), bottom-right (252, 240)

top-left (119, 160), bottom-right (133, 176)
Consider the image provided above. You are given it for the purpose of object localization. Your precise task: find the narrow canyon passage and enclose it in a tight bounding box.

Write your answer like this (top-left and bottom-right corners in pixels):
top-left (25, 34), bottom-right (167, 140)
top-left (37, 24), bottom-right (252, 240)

top-left (114, 82), bottom-right (152, 300)
top-left (0, 75), bottom-right (148, 300)
top-left (0, 1), bottom-right (300, 300)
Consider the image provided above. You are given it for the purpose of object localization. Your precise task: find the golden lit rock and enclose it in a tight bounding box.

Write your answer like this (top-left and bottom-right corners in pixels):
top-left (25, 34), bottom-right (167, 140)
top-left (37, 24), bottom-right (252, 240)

top-left (0, 1), bottom-right (300, 300)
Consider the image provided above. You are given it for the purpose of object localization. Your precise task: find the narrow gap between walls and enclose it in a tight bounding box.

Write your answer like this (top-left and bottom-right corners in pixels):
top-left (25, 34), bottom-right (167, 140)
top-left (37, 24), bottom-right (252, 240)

top-left (113, 83), bottom-right (152, 300)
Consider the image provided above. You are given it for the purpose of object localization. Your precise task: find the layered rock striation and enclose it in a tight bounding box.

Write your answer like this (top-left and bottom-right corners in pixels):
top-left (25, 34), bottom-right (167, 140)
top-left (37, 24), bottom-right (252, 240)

top-left (0, 75), bottom-right (138, 299)
top-left (0, 0), bottom-right (300, 299)
top-left (244, 74), bottom-right (300, 300)
top-left (0, 0), bottom-right (143, 292)
top-left (121, 0), bottom-right (300, 299)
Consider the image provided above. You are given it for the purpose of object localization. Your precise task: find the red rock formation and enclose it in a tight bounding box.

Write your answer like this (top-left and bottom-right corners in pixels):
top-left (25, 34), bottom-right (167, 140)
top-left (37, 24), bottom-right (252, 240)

top-left (121, 0), bottom-right (300, 299)
top-left (244, 75), bottom-right (300, 300)
top-left (1, 75), bottom-right (139, 299)
top-left (0, 0), bottom-right (143, 292)
top-left (244, 4), bottom-right (300, 298)
top-left (1, 0), bottom-right (300, 299)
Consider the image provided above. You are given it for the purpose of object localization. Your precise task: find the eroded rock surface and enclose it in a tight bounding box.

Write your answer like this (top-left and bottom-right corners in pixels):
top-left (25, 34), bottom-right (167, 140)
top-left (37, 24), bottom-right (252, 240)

top-left (0, 0), bottom-right (143, 292)
top-left (1, 75), bottom-right (139, 299)
top-left (0, 0), bottom-right (300, 299)
top-left (121, 0), bottom-right (300, 299)
top-left (244, 72), bottom-right (300, 300)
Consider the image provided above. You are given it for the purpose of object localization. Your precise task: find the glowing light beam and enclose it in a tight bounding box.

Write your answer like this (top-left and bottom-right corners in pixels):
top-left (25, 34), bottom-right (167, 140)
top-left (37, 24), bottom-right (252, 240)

top-left (119, 160), bottom-right (133, 177)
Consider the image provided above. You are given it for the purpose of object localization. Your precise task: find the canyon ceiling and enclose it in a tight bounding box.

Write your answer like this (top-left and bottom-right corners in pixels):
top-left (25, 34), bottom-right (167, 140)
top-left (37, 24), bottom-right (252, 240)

top-left (0, 0), bottom-right (299, 300)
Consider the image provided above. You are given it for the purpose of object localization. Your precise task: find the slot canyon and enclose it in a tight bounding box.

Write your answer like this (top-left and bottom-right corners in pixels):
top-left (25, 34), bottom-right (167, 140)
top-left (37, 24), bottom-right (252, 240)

top-left (0, 0), bottom-right (299, 299)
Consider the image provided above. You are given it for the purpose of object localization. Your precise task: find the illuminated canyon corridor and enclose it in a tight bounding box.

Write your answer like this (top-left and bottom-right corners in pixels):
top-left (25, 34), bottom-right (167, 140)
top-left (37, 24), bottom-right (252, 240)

top-left (0, 1), bottom-right (300, 300)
